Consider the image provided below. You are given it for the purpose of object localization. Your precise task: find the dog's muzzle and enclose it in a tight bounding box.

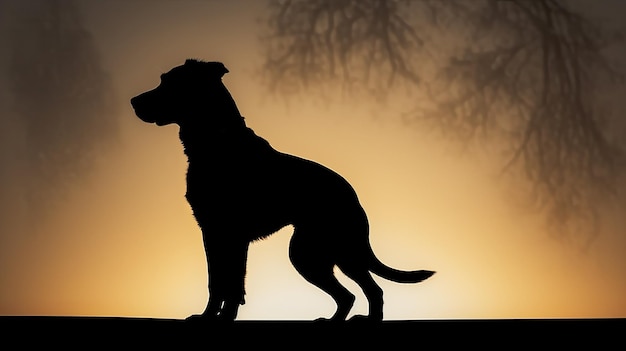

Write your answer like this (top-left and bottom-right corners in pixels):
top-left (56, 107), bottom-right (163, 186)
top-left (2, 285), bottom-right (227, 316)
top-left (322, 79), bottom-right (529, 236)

top-left (130, 92), bottom-right (158, 124)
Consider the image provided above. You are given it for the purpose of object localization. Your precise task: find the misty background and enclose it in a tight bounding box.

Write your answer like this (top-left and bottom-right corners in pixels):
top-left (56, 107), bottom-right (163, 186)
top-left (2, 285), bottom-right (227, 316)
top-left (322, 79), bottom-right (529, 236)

top-left (0, 0), bottom-right (118, 237)
top-left (0, 0), bottom-right (625, 319)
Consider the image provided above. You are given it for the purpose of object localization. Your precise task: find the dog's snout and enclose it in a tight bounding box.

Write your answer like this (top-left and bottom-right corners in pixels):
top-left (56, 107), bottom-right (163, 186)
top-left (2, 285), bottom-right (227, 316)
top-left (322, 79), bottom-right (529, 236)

top-left (130, 94), bottom-right (144, 110)
top-left (130, 92), bottom-right (154, 123)
top-left (130, 89), bottom-right (175, 126)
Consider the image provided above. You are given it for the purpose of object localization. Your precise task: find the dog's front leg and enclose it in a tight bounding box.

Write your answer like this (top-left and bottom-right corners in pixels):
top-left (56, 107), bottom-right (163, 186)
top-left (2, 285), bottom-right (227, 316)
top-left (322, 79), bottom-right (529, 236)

top-left (203, 294), bottom-right (223, 318)
top-left (201, 236), bottom-right (249, 322)
top-left (187, 233), bottom-right (229, 322)
top-left (187, 246), bottom-right (225, 321)
top-left (216, 239), bottom-right (249, 321)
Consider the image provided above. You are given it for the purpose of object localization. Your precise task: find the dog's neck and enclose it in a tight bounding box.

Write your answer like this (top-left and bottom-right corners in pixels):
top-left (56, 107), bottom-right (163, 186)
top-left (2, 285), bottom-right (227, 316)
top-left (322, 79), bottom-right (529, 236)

top-left (178, 114), bottom-right (253, 160)
top-left (177, 82), bottom-right (264, 160)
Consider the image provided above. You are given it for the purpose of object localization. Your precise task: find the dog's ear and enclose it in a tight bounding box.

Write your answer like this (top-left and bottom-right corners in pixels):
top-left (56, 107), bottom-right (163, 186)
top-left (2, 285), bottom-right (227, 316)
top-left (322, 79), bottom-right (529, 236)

top-left (185, 59), bottom-right (229, 79)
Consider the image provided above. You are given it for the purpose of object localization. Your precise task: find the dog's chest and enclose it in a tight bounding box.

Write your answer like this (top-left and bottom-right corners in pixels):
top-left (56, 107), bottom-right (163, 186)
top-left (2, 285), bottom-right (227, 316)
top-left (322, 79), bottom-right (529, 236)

top-left (180, 130), bottom-right (296, 222)
top-left (185, 152), bottom-right (280, 206)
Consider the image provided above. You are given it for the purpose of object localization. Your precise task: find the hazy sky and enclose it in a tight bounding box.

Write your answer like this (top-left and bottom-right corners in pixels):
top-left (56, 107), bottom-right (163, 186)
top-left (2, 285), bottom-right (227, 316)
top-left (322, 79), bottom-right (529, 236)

top-left (1, 0), bottom-right (625, 320)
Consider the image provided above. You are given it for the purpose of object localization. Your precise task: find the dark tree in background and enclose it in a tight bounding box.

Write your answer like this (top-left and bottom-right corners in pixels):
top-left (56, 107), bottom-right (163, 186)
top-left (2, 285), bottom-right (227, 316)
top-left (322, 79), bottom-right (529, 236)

top-left (261, 0), bottom-right (625, 244)
top-left (2, 0), bottom-right (117, 228)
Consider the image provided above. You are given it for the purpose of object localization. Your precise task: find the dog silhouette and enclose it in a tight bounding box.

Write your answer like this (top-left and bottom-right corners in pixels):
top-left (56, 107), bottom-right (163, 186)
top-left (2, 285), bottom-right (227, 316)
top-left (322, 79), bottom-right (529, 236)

top-left (130, 59), bottom-right (434, 322)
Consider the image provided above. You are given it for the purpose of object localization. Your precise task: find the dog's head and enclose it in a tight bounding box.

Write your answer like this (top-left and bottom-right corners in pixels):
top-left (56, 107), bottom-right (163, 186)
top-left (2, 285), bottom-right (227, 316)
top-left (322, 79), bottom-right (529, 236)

top-left (131, 59), bottom-right (237, 127)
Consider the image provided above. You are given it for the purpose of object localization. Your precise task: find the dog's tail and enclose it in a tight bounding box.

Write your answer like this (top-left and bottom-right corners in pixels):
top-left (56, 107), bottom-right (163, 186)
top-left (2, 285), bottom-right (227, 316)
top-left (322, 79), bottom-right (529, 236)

top-left (369, 253), bottom-right (435, 284)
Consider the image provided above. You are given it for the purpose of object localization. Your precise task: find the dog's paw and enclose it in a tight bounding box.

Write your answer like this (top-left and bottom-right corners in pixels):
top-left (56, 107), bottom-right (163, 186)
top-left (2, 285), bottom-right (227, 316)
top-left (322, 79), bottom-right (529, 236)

top-left (314, 317), bottom-right (345, 324)
top-left (347, 315), bottom-right (382, 324)
top-left (185, 313), bottom-right (219, 323)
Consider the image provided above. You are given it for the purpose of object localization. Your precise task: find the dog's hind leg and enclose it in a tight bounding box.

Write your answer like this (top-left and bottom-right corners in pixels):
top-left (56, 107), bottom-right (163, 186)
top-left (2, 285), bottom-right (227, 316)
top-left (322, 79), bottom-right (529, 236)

top-left (289, 230), bottom-right (355, 322)
top-left (313, 274), bottom-right (355, 322)
top-left (339, 265), bottom-right (384, 322)
top-left (293, 265), bottom-right (355, 322)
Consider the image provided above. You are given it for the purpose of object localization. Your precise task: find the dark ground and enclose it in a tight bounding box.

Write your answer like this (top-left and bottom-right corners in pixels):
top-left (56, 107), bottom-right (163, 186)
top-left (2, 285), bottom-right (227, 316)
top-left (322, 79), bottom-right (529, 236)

top-left (0, 317), bottom-right (623, 348)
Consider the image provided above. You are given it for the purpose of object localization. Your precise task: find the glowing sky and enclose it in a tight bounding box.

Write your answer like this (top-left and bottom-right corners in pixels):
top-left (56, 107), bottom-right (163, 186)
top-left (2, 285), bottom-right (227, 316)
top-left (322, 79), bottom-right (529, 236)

top-left (1, 0), bottom-right (625, 320)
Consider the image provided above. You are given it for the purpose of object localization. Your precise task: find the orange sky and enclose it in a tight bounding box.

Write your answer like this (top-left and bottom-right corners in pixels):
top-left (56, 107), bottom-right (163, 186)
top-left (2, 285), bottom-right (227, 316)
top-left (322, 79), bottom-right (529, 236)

top-left (1, 0), bottom-right (625, 320)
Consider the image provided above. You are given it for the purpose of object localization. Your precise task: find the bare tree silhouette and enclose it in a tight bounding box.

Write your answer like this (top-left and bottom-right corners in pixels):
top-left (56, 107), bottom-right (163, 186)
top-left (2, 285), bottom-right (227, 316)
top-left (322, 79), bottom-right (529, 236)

top-left (2, 0), bottom-right (118, 226)
top-left (260, 0), bottom-right (625, 243)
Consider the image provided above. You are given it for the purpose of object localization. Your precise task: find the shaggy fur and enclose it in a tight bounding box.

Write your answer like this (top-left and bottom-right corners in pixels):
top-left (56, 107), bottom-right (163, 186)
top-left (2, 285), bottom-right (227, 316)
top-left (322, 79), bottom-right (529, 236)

top-left (130, 59), bottom-right (434, 322)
